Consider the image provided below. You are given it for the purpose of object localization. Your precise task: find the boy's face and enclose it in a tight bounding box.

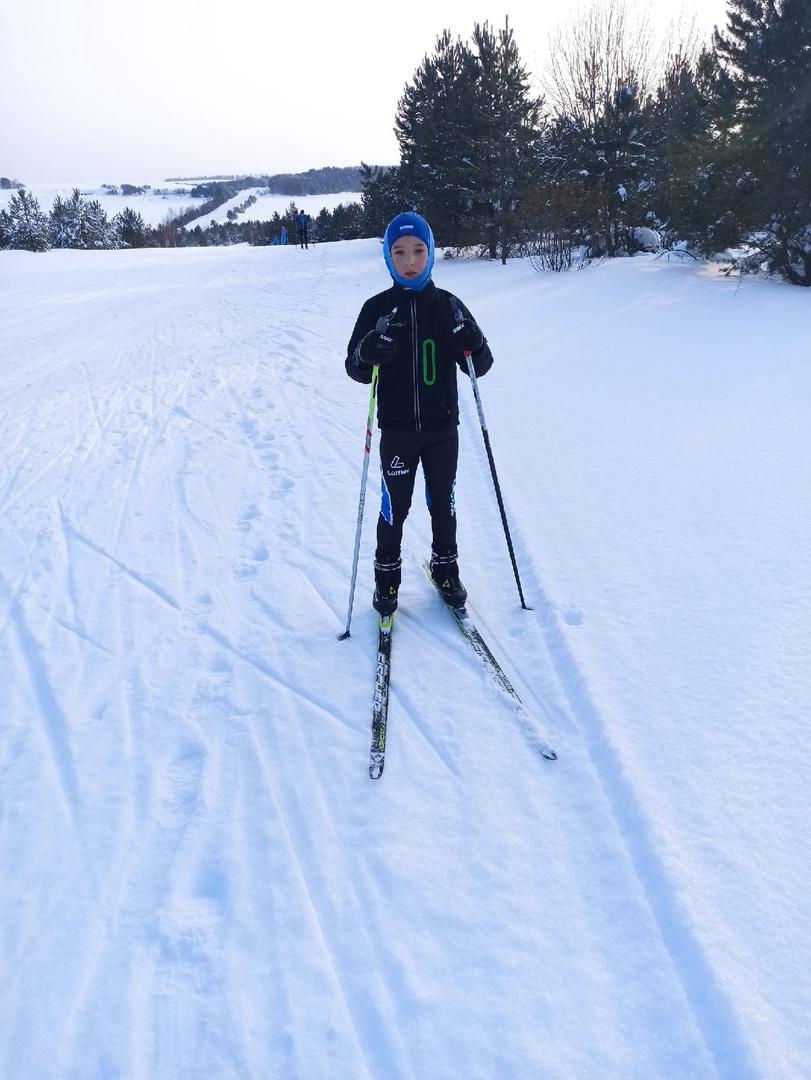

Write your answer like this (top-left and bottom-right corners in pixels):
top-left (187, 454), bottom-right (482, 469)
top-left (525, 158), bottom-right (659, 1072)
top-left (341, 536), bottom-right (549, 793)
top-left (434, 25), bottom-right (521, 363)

top-left (390, 234), bottom-right (429, 281)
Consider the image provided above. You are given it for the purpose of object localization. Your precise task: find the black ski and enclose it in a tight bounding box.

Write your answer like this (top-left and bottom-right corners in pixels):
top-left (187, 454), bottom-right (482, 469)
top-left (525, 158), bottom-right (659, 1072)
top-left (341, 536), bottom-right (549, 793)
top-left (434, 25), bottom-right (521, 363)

top-left (424, 563), bottom-right (557, 761)
top-left (369, 613), bottom-right (394, 779)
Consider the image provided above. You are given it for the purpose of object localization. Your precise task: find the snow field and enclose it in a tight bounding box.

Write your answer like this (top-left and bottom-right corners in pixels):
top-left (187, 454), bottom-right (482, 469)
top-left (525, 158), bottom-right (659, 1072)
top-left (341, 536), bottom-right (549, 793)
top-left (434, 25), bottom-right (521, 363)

top-left (1, 239), bottom-right (809, 1079)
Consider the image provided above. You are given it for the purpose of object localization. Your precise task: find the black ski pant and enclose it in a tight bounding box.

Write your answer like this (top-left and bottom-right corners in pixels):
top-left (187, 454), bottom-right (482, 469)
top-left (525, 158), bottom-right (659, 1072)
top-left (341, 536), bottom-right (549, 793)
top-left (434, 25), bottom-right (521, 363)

top-left (376, 425), bottom-right (459, 556)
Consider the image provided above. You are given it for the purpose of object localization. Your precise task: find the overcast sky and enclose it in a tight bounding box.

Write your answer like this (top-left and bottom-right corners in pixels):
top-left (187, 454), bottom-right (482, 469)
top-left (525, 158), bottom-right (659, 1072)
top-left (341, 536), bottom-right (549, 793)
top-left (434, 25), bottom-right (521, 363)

top-left (2, 0), bottom-right (729, 185)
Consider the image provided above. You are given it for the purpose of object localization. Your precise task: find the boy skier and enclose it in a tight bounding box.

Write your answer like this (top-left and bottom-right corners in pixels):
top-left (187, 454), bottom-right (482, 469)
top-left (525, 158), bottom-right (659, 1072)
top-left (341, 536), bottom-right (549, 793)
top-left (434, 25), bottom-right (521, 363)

top-left (345, 212), bottom-right (493, 615)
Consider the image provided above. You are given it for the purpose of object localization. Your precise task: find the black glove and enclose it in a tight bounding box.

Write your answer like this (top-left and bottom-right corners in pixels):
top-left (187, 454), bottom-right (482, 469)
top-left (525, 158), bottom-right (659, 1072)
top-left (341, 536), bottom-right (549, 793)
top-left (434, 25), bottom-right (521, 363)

top-left (449, 318), bottom-right (484, 353)
top-left (357, 329), bottom-right (397, 367)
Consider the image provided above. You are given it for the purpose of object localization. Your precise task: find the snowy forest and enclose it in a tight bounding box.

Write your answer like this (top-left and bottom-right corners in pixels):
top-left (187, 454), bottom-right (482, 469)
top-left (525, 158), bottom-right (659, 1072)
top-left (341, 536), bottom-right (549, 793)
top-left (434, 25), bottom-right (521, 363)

top-left (2, 0), bottom-right (810, 286)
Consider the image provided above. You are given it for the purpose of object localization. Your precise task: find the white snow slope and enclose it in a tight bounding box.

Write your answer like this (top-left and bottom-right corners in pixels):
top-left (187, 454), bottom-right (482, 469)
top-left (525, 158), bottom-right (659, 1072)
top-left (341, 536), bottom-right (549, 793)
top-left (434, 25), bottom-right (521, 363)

top-left (0, 183), bottom-right (206, 228)
top-left (0, 185), bottom-right (359, 229)
top-left (1, 239), bottom-right (809, 1080)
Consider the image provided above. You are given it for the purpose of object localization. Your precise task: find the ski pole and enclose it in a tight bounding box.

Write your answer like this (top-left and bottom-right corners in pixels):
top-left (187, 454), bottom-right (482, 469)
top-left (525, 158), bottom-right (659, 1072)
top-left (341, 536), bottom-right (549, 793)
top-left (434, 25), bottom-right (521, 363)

top-left (339, 309), bottom-right (397, 639)
top-left (452, 303), bottom-right (531, 611)
top-left (339, 366), bottom-right (378, 639)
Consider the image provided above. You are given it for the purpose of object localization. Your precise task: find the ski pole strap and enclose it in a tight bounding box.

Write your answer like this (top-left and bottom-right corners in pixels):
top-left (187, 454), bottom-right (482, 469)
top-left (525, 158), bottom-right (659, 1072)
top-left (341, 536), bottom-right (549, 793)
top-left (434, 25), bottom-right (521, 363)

top-left (375, 306), bottom-right (398, 336)
top-left (449, 295), bottom-right (465, 335)
top-left (352, 307), bottom-right (398, 370)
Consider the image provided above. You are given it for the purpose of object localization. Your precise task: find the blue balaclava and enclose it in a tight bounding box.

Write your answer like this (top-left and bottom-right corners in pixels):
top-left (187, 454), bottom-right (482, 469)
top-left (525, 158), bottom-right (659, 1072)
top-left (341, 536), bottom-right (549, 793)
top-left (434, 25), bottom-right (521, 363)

top-left (383, 212), bottom-right (435, 291)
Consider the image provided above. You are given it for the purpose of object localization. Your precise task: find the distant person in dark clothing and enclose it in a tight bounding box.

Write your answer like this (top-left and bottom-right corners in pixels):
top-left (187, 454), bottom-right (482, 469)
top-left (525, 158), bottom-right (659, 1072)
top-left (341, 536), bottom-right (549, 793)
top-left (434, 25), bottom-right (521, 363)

top-left (297, 211), bottom-right (310, 249)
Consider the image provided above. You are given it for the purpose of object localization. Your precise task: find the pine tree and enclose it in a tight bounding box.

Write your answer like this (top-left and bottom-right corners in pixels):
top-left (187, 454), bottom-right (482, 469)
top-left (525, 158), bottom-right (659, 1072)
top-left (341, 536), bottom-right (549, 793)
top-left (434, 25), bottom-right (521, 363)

top-left (329, 201), bottom-right (364, 240)
top-left (49, 194), bottom-right (72, 248)
top-left (395, 24), bottom-right (545, 255)
top-left (646, 48), bottom-right (728, 248)
top-left (359, 163), bottom-right (404, 237)
top-left (539, 0), bottom-right (664, 257)
top-left (395, 29), bottom-right (482, 246)
top-left (468, 20), bottom-right (546, 262)
top-left (588, 81), bottom-right (656, 255)
top-left (112, 207), bottom-right (150, 248)
top-left (49, 189), bottom-right (114, 249)
top-left (82, 197), bottom-right (114, 249)
top-left (713, 0), bottom-right (811, 283)
top-left (4, 189), bottom-right (49, 251)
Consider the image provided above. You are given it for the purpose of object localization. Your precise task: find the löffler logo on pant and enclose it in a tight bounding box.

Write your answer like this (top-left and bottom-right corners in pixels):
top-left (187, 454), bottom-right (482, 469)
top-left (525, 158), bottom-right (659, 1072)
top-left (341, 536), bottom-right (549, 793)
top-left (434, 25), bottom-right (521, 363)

top-left (387, 455), bottom-right (409, 477)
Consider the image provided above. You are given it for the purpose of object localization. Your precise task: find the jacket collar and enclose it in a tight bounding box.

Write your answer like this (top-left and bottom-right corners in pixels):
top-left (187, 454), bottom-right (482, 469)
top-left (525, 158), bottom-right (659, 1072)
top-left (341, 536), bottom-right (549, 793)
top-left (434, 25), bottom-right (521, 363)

top-left (391, 279), bottom-right (438, 303)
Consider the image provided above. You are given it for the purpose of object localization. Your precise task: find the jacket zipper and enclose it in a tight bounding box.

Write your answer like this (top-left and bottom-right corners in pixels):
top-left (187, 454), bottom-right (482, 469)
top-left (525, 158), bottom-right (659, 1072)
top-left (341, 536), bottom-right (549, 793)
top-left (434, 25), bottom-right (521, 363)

top-left (410, 297), bottom-right (421, 430)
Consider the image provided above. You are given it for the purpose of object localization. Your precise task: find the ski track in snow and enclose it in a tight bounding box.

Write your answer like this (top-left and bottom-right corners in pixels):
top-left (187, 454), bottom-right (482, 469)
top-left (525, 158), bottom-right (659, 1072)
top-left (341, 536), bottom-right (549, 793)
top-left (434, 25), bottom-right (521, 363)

top-left (1, 243), bottom-right (809, 1079)
top-left (449, 393), bottom-right (756, 1078)
top-left (515, 565), bottom-right (757, 1078)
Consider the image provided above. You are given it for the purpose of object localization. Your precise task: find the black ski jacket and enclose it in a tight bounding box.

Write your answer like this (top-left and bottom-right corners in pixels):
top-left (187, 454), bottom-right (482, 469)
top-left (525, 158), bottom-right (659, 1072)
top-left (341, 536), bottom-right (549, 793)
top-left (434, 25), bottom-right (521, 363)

top-left (345, 280), bottom-right (493, 432)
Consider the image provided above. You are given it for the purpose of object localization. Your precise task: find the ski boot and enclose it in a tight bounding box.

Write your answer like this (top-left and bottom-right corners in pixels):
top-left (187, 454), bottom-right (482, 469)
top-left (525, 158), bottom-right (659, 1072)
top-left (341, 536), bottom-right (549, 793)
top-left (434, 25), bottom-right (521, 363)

top-left (431, 548), bottom-right (467, 608)
top-left (372, 551), bottom-right (402, 615)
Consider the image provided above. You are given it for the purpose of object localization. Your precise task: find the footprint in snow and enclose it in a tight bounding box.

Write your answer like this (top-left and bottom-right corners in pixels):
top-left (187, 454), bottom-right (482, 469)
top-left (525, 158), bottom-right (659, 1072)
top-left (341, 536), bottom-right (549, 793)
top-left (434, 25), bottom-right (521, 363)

top-left (233, 543), bottom-right (269, 581)
top-left (156, 740), bottom-right (206, 830)
top-left (271, 476), bottom-right (295, 498)
top-left (237, 503), bottom-right (261, 532)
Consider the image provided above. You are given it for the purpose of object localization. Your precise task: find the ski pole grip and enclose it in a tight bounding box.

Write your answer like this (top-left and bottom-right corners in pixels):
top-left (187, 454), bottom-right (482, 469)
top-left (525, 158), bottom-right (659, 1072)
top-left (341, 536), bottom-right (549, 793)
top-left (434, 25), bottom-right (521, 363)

top-left (375, 306), bottom-right (397, 336)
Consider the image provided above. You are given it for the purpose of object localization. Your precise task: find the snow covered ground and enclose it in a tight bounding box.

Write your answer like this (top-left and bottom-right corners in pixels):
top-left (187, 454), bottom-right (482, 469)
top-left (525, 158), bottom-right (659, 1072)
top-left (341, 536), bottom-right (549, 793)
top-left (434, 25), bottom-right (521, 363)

top-left (1, 238), bottom-right (809, 1079)
top-left (0, 182), bottom-right (359, 228)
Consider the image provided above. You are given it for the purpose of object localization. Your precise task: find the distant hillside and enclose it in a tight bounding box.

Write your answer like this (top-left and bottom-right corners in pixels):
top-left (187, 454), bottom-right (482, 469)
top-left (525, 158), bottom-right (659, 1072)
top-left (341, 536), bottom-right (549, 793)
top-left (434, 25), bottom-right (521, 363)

top-left (176, 166), bottom-right (392, 201)
top-left (158, 166), bottom-right (385, 234)
top-left (265, 166), bottom-right (369, 195)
